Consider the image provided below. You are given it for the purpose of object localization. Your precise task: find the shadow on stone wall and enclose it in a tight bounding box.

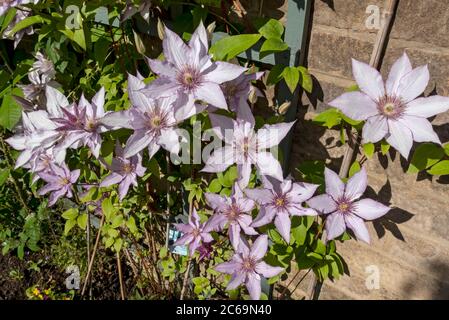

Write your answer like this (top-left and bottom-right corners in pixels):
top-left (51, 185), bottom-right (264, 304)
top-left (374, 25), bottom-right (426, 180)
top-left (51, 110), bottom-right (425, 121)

top-left (402, 260), bottom-right (449, 299)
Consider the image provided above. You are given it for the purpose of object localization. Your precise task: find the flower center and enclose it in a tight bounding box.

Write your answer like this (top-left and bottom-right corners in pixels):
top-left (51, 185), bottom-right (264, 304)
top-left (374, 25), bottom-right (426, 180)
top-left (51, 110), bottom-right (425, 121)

top-left (178, 66), bottom-right (202, 91)
top-left (150, 116), bottom-right (162, 128)
top-left (192, 228), bottom-right (201, 237)
top-left (122, 163), bottom-right (133, 174)
top-left (337, 198), bottom-right (352, 214)
top-left (85, 119), bottom-right (97, 132)
top-left (241, 257), bottom-right (256, 272)
top-left (227, 205), bottom-right (240, 221)
top-left (59, 178), bottom-right (70, 186)
top-left (378, 96), bottom-right (405, 119)
top-left (274, 195), bottom-right (286, 208)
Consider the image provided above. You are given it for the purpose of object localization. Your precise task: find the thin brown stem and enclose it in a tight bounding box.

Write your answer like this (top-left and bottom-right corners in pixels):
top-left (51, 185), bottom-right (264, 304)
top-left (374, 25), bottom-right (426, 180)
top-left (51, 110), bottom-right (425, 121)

top-left (116, 251), bottom-right (126, 300)
top-left (81, 213), bottom-right (105, 298)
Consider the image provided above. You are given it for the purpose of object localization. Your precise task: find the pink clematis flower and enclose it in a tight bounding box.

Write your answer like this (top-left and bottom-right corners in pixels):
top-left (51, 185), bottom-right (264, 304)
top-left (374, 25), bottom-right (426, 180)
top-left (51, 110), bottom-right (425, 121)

top-left (51, 87), bottom-right (108, 158)
top-left (307, 167), bottom-right (390, 243)
top-left (205, 183), bottom-right (257, 251)
top-left (6, 110), bottom-right (60, 168)
top-left (38, 162), bottom-right (80, 206)
top-left (142, 22), bottom-right (247, 119)
top-left (330, 53), bottom-right (449, 158)
top-left (215, 235), bottom-right (283, 300)
top-left (100, 142), bottom-right (146, 201)
top-left (173, 208), bottom-right (215, 257)
top-left (0, 0), bottom-right (39, 16)
top-left (220, 71), bottom-right (264, 124)
top-left (202, 114), bottom-right (295, 188)
top-left (102, 74), bottom-right (184, 159)
top-left (245, 176), bottom-right (319, 243)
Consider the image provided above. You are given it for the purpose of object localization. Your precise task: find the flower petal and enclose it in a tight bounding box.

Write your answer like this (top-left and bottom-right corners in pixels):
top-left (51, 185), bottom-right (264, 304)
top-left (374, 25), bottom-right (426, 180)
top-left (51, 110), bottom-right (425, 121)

top-left (257, 121), bottom-right (295, 149)
top-left (396, 65), bottom-right (429, 103)
top-left (162, 26), bottom-right (190, 69)
top-left (353, 199), bottom-right (390, 220)
top-left (195, 82), bottom-right (228, 109)
top-left (362, 115), bottom-right (388, 143)
top-left (250, 234), bottom-right (268, 260)
top-left (123, 131), bottom-right (153, 158)
top-left (307, 194), bottom-right (337, 214)
top-left (204, 61), bottom-right (247, 84)
top-left (274, 211), bottom-right (291, 243)
top-left (255, 152), bottom-right (283, 181)
top-left (405, 95), bottom-right (449, 118)
top-left (345, 213), bottom-right (371, 243)
top-left (215, 260), bottom-right (239, 274)
top-left (399, 115), bottom-right (441, 144)
top-left (226, 272), bottom-right (246, 290)
top-left (386, 119), bottom-right (413, 158)
top-left (251, 206), bottom-right (276, 228)
top-left (100, 172), bottom-right (124, 187)
top-left (324, 167), bottom-right (345, 200)
top-left (351, 58), bottom-right (385, 101)
top-left (325, 212), bottom-right (346, 241)
top-left (244, 188), bottom-right (273, 205)
top-left (344, 167), bottom-right (367, 201)
top-left (202, 146), bottom-right (234, 173)
top-left (245, 272), bottom-right (262, 300)
top-left (255, 261), bottom-right (283, 278)
top-left (158, 128), bottom-right (181, 154)
top-left (329, 91), bottom-right (378, 121)
top-left (386, 52), bottom-right (412, 96)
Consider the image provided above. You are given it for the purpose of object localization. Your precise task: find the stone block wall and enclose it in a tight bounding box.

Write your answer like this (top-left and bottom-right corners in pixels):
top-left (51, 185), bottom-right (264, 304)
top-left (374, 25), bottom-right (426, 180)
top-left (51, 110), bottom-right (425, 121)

top-left (286, 0), bottom-right (449, 299)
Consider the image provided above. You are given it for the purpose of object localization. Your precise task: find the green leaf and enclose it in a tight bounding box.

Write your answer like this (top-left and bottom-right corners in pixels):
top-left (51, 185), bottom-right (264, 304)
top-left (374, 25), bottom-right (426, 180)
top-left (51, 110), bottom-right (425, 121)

top-left (282, 66), bottom-right (299, 93)
top-left (427, 160), bottom-right (449, 176)
top-left (258, 19), bottom-right (284, 39)
top-left (408, 143), bottom-right (445, 173)
top-left (210, 34), bottom-right (262, 61)
top-left (77, 214), bottom-right (88, 230)
top-left (62, 208), bottom-right (79, 220)
top-left (9, 15), bottom-right (50, 36)
top-left (101, 198), bottom-right (115, 221)
top-left (313, 108), bottom-right (341, 129)
top-left (298, 66), bottom-right (313, 93)
top-left (443, 143), bottom-right (449, 157)
top-left (363, 143), bottom-right (375, 158)
top-left (0, 90), bottom-right (22, 130)
top-left (1, 8), bottom-right (17, 33)
top-left (349, 161), bottom-right (361, 177)
top-left (64, 219), bottom-right (77, 235)
top-left (259, 38), bottom-right (288, 58)
top-left (266, 65), bottom-right (285, 85)
top-left (208, 178), bottom-right (222, 193)
top-left (0, 169), bottom-right (10, 186)
top-left (291, 223), bottom-right (308, 245)
top-left (381, 140), bottom-right (390, 155)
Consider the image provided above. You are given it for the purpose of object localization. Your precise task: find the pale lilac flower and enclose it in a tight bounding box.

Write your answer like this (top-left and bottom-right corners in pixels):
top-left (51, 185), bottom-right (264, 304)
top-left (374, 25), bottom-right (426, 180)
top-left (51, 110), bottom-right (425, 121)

top-left (52, 87), bottom-right (107, 158)
top-left (202, 114), bottom-right (295, 188)
top-left (18, 70), bottom-right (59, 107)
top-left (143, 22), bottom-right (247, 119)
top-left (221, 71), bottom-right (264, 124)
top-left (245, 176), bottom-right (318, 243)
top-left (28, 146), bottom-right (66, 184)
top-left (0, 0), bottom-right (38, 16)
top-left (100, 142), bottom-right (146, 201)
top-left (330, 53), bottom-right (449, 158)
top-left (205, 183), bottom-right (257, 251)
top-left (197, 242), bottom-right (213, 261)
top-left (2, 8), bottom-right (35, 47)
top-left (173, 208), bottom-right (215, 257)
top-left (102, 74), bottom-right (183, 159)
top-left (32, 52), bottom-right (56, 80)
top-left (215, 235), bottom-right (283, 300)
top-left (38, 162), bottom-right (80, 206)
top-left (307, 167), bottom-right (390, 243)
top-left (6, 110), bottom-right (60, 168)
